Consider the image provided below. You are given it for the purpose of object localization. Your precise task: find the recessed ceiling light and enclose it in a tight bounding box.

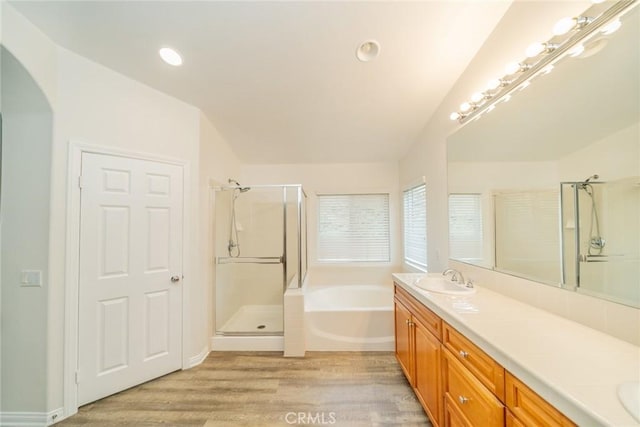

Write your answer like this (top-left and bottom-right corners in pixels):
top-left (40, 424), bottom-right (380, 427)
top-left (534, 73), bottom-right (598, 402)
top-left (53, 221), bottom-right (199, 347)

top-left (356, 40), bottom-right (380, 62)
top-left (159, 47), bottom-right (183, 66)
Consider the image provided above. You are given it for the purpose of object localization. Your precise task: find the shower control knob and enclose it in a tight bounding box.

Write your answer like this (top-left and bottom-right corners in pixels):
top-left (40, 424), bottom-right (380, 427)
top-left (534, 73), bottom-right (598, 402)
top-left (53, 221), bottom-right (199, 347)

top-left (171, 275), bottom-right (181, 283)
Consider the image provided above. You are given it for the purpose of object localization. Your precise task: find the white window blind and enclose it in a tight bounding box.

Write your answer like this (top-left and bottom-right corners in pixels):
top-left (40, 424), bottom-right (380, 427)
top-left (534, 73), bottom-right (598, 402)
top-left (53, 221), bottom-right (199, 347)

top-left (317, 194), bottom-right (390, 262)
top-left (448, 194), bottom-right (483, 262)
top-left (403, 184), bottom-right (427, 270)
top-left (494, 190), bottom-right (560, 282)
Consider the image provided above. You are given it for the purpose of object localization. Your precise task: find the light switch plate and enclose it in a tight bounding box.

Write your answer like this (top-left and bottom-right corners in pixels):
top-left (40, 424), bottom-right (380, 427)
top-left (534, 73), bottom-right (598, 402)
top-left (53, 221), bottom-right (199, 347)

top-left (20, 270), bottom-right (42, 287)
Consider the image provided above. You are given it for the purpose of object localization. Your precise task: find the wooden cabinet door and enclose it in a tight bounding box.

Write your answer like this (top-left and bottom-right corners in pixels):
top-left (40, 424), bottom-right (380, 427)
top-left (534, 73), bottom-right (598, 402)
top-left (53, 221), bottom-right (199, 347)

top-left (444, 394), bottom-right (472, 427)
top-left (414, 317), bottom-right (442, 427)
top-left (394, 298), bottom-right (413, 384)
top-left (506, 409), bottom-right (527, 427)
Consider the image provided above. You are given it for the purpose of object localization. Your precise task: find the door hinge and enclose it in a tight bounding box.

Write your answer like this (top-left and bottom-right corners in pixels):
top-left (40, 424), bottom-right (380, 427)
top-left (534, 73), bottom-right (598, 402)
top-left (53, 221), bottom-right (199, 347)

top-left (75, 371), bottom-right (80, 384)
top-left (78, 175), bottom-right (84, 189)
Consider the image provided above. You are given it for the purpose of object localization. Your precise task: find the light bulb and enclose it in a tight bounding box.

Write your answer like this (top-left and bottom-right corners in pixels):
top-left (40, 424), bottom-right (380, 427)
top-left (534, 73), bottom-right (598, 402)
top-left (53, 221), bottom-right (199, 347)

top-left (159, 47), bottom-right (183, 66)
top-left (505, 62), bottom-right (521, 75)
top-left (554, 17), bottom-right (576, 36)
top-left (460, 102), bottom-right (472, 112)
top-left (486, 78), bottom-right (502, 91)
top-left (601, 19), bottom-right (621, 35)
top-left (470, 92), bottom-right (484, 103)
top-left (450, 112), bottom-right (461, 121)
top-left (526, 42), bottom-right (546, 58)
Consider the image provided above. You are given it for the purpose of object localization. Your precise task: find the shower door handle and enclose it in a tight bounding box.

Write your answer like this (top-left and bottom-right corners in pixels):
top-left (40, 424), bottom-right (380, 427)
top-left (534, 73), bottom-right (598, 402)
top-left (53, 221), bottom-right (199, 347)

top-left (171, 275), bottom-right (181, 283)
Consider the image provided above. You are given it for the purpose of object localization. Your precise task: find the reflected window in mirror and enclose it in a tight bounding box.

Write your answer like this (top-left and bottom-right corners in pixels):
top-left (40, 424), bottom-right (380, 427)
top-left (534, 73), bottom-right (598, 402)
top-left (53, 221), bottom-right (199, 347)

top-left (448, 194), bottom-right (483, 264)
top-left (403, 183), bottom-right (427, 271)
top-left (494, 189), bottom-right (560, 284)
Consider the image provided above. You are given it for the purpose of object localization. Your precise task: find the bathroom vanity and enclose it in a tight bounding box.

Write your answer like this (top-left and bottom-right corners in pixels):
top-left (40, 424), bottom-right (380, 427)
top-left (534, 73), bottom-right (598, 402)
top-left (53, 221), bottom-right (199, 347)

top-left (392, 273), bottom-right (640, 426)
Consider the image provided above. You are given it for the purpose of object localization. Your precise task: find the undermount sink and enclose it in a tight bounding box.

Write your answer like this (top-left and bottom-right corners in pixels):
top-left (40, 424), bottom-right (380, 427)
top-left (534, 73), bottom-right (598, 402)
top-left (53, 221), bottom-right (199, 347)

top-left (618, 381), bottom-right (640, 422)
top-left (413, 276), bottom-right (476, 295)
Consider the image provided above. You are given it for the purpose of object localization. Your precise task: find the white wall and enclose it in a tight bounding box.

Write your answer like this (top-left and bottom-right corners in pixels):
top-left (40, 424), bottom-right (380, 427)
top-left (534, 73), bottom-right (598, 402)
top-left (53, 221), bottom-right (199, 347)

top-left (400, 0), bottom-right (639, 345)
top-left (1, 4), bottom-right (241, 419)
top-left (1, 3), bottom-right (58, 417)
top-left (557, 122), bottom-right (639, 182)
top-left (1, 46), bottom-right (53, 414)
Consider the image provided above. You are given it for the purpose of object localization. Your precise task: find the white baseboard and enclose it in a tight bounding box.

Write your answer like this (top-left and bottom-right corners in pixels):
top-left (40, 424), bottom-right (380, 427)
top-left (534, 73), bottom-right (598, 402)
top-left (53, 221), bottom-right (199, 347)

top-left (188, 345), bottom-right (210, 368)
top-left (210, 335), bottom-right (284, 351)
top-left (1, 408), bottom-right (64, 426)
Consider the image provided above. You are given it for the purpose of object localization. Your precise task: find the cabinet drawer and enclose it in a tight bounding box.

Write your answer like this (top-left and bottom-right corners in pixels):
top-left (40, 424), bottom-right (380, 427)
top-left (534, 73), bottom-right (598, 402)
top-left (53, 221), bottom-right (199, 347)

top-left (442, 348), bottom-right (504, 427)
top-left (443, 322), bottom-right (505, 401)
top-left (505, 373), bottom-right (577, 427)
top-left (394, 284), bottom-right (442, 340)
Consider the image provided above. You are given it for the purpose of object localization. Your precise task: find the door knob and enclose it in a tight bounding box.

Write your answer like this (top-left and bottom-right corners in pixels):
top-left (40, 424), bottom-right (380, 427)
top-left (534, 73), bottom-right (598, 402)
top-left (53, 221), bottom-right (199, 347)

top-left (171, 275), bottom-right (181, 283)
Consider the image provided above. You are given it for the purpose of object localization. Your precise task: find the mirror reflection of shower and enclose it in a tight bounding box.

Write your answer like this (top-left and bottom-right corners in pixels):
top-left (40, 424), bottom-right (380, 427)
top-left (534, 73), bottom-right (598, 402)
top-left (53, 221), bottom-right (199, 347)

top-left (576, 174), bottom-right (605, 255)
top-left (228, 178), bottom-right (250, 257)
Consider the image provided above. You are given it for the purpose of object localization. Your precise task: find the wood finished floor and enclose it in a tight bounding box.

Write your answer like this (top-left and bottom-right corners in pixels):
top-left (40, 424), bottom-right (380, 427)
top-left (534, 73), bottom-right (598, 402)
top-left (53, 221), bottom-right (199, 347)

top-left (59, 352), bottom-right (430, 427)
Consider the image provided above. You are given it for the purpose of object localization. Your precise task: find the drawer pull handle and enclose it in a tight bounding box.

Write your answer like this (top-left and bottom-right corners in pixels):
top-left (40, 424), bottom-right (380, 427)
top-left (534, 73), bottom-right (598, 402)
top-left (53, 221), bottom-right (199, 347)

top-left (459, 350), bottom-right (469, 358)
top-left (458, 396), bottom-right (469, 404)
top-left (406, 319), bottom-right (410, 325)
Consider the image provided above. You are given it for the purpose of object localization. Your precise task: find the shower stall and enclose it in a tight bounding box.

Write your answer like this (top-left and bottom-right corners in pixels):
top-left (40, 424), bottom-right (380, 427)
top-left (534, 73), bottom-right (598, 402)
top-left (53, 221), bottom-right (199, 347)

top-left (560, 176), bottom-right (640, 305)
top-left (213, 183), bottom-right (308, 337)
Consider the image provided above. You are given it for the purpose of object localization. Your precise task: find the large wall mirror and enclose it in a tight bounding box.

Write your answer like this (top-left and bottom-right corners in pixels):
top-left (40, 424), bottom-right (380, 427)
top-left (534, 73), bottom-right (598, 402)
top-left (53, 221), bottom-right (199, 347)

top-left (447, 2), bottom-right (639, 308)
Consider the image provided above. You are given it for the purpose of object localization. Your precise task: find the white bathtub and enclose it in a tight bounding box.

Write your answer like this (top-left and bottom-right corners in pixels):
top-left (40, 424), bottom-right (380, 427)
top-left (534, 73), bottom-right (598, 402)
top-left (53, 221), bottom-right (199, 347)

top-left (304, 284), bottom-right (395, 351)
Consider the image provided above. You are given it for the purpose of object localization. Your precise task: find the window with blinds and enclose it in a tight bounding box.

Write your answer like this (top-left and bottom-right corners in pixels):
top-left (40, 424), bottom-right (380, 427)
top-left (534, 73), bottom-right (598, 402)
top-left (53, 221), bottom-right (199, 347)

top-left (317, 194), bottom-right (390, 262)
top-left (403, 184), bottom-right (427, 270)
top-left (448, 194), bottom-right (483, 262)
top-left (494, 189), bottom-right (560, 282)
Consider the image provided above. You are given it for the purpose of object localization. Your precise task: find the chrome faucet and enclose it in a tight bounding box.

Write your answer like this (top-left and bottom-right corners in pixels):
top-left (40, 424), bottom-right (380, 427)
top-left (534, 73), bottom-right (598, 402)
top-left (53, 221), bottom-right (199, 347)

top-left (442, 268), bottom-right (467, 285)
top-left (443, 269), bottom-right (474, 288)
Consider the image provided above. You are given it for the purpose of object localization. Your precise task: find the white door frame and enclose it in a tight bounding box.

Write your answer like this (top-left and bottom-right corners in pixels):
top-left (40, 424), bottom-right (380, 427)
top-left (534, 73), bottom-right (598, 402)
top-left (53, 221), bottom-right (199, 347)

top-left (63, 141), bottom-right (191, 417)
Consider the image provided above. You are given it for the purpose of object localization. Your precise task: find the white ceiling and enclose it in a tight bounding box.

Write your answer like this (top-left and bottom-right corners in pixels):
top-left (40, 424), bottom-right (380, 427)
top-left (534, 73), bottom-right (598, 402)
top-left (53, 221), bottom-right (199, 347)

top-left (9, 1), bottom-right (511, 164)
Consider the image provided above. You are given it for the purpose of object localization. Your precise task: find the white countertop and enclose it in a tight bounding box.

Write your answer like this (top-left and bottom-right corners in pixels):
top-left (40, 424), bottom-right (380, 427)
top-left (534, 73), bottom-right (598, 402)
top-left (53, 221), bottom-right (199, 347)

top-left (392, 273), bottom-right (640, 427)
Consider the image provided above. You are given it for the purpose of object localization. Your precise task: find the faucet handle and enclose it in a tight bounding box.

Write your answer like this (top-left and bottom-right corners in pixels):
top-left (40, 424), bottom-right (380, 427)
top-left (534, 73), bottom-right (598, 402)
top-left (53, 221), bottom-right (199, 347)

top-left (465, 279), bottom-right (474, 288)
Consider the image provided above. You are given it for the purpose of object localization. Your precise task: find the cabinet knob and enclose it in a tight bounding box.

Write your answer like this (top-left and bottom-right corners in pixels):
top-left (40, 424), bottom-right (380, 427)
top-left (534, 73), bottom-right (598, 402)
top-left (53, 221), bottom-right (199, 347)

top-left (459, 350), bottom-right (469, 358)
top-left (171, 275), bottom-right (181, 283)
top-left (458, 395), bottom-right (469, 405)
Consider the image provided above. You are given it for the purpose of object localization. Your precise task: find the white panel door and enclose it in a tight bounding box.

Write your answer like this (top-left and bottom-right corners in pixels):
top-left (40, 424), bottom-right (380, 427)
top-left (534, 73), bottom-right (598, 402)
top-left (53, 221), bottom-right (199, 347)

top-left (78, 152), bottom-right (183, 405)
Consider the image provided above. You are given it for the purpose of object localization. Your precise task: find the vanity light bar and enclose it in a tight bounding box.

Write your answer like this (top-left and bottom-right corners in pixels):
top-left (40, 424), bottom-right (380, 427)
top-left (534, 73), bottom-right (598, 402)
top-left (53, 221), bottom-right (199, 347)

top-left (450, 0), bottom-right (638, 125)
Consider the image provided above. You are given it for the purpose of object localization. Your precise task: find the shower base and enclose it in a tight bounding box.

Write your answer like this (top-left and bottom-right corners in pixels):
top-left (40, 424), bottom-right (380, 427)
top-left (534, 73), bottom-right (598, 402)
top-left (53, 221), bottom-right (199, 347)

top-left (218, 304), bottom-right (283, 335)
top-left (212, 305), bottom-right (284, 351)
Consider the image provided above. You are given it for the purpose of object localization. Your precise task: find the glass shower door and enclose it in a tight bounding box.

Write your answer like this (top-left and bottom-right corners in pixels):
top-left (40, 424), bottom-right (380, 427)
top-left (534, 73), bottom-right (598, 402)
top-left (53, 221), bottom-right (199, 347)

top-left (214, 186), bottom-right (285, 336)
top-left (561, 178), bottom-right (640, 306)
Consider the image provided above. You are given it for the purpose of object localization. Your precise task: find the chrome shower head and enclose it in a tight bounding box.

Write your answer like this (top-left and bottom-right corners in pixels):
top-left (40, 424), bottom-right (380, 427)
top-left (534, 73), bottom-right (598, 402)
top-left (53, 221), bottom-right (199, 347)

top-left (584, 174), bottom-right (599, 183)
top-left (228, 178), bottom-right (250, 193)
